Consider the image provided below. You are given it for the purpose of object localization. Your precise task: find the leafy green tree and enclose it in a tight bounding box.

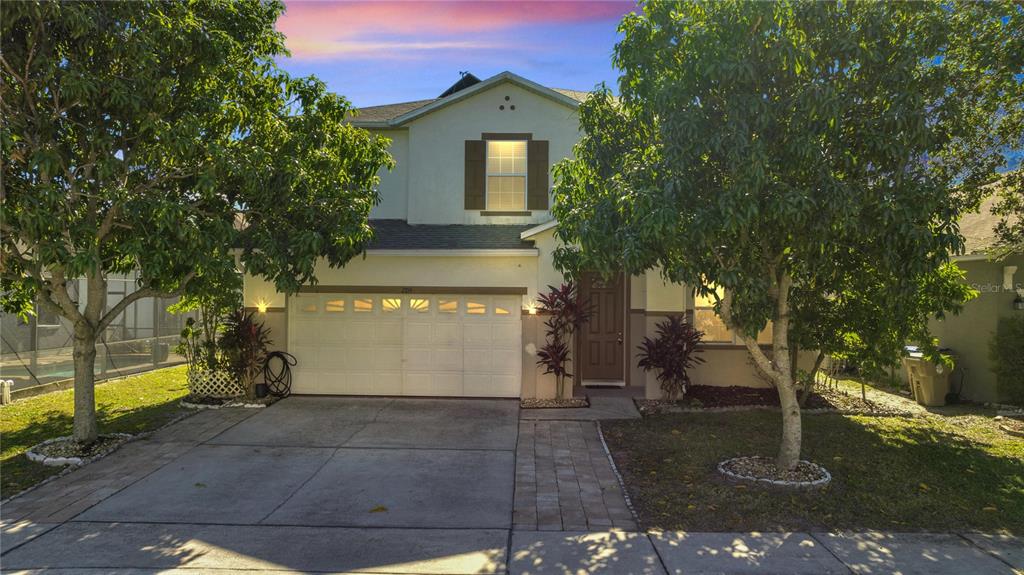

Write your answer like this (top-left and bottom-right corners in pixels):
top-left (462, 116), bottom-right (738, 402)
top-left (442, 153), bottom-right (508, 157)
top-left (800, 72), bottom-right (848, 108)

top-left (1, 1), bottom-right (393, 443)
top-left (990, 170), bottom-right (1023, 260)
top-left (553, 0), bottom-right (1021, 469)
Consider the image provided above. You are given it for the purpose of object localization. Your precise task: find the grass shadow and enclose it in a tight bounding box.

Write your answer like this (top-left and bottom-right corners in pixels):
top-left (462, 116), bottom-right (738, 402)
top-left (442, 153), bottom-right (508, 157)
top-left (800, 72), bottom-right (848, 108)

top-left (603, 410), bottom-right (1024, 533)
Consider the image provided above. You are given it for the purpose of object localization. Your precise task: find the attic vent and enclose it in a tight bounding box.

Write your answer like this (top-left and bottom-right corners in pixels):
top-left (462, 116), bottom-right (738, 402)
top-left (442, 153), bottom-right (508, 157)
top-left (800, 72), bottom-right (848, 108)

top-left (439, 72), bottom-right (481, 98)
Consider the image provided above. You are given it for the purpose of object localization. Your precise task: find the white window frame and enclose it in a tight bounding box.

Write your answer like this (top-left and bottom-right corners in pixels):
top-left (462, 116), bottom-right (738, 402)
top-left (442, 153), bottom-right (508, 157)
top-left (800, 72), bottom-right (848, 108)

top-left (484, 140), bottom-right (528, 211)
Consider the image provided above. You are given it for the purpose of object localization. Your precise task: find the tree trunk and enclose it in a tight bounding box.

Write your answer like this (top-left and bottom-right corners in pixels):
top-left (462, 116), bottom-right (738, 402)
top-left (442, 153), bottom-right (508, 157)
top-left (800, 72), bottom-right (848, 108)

top-left (72, 324), bottom-right (99, 444)
top-left (776, 379), bottom-right (802, 470)
top-left (798, 351), bottom-right (826, 407)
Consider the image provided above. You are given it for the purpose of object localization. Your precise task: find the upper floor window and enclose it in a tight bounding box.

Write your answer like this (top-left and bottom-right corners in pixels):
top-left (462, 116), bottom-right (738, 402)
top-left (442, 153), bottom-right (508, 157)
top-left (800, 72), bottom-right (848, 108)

top-left (486, 140), bottom-right (527, 211)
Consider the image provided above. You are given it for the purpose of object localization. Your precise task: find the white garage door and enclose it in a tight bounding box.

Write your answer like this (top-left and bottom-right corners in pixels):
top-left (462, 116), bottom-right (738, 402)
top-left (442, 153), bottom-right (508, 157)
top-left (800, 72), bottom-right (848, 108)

top-left (287, 292), bottom-right (522, 397)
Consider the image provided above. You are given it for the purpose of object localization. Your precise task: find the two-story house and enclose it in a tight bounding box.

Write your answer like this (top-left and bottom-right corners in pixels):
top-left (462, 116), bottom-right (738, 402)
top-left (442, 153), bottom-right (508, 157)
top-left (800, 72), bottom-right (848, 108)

top-left (243, 71), bottom-right (774, 400)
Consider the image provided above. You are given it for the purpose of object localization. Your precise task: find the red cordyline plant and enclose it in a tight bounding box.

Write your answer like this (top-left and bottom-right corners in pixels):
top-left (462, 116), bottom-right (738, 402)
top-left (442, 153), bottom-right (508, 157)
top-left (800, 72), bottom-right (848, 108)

top-left (536, 282), bottom-right (593, 399)
top-left (219, 309), bottom-right (272, 399)
top-left (637, 315), bottom-right (706, 401)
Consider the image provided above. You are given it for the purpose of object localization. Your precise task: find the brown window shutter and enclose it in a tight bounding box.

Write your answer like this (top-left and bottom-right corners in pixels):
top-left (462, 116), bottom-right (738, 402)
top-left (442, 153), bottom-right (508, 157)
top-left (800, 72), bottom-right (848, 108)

top-left (465, 140), bottom-right (486, 210)
top-left (527, 140), bottom-right (549, 210)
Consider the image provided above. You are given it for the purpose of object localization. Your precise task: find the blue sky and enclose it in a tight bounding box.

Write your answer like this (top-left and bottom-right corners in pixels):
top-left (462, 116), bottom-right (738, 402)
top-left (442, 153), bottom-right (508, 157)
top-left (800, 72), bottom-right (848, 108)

top-left (274, 1), bottom-right (634, 107)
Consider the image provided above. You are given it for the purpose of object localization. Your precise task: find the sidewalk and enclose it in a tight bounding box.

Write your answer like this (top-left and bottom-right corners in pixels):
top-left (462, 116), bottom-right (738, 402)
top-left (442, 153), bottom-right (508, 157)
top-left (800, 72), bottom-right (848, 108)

top-left (3, 523), bottom-right (1019, 573)
top-left (507, 530), bottom-right (1022, 575)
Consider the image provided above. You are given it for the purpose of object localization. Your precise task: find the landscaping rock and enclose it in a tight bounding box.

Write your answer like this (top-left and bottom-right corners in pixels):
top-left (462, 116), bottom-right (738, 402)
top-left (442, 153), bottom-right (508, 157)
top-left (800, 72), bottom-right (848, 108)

top-left (26, 434), bottom-right (133, 467)
top-left (180, 394), bottom-right (274, 410)
top-left (717, 456), bottom-right (831, 488)
top-left (520, 397), bottom-right (589, 409)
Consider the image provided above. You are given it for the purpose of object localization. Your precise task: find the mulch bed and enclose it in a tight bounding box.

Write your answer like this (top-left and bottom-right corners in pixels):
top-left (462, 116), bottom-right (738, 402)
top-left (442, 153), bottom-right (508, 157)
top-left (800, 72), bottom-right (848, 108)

top-left (520, 397), bottom-right (590, 409)
top-left (636, 385), bottom-right (917, 416)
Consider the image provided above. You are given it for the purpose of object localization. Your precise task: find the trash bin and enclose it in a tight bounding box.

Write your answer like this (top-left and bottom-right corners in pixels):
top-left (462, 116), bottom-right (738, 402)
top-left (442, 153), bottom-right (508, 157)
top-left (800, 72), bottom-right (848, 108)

top-left (901, 355), bottom-right (953, 407)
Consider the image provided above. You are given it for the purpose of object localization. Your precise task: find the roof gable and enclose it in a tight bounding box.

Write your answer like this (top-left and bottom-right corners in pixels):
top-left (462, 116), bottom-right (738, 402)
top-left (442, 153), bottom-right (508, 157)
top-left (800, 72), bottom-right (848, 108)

top-left (350, 71), bottom-right (583, 128)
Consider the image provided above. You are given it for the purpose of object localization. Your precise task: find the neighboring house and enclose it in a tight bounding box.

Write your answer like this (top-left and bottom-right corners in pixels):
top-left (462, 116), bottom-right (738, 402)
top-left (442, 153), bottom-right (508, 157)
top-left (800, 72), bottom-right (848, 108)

top-left (927, 192), bottom-right (1023, 403)
top-left (242, 71), bottom-right (780, 399)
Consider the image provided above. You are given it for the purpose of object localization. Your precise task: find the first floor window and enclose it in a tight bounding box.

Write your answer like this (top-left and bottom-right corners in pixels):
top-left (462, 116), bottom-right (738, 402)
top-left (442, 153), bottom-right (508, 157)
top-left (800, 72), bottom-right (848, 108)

top-left (693, 286), bottom-right (772, 345)
top-left (486, 140), bottom-right (527, 210)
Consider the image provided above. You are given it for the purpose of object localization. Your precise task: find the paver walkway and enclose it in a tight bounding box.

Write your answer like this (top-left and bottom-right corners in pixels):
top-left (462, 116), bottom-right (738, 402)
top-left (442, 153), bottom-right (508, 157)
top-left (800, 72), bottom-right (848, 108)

top-left (514, 420), bottom-right (636, 532)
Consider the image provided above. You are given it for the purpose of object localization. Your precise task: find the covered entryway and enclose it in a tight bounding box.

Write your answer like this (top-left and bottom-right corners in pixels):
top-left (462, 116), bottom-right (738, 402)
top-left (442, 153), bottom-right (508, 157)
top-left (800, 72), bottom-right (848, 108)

top-left (287, 292), bottom-right (522, 397)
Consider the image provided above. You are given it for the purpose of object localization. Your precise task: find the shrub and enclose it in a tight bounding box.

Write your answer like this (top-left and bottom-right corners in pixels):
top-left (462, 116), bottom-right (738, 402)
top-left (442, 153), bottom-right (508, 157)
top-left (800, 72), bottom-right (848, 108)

top-left (219, 309), bottom-right (272, 399)
top-left (536, 282), bottom-right (593, 399)
top-left (990, 315), bottom-right (1024, 405)
top-left (637, 315), bottom-right (706, 401)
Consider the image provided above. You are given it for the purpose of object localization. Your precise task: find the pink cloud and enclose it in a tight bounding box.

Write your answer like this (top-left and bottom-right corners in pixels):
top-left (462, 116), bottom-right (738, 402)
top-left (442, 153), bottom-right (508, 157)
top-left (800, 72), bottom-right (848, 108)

top-left (279, 0), bottom-right (635, 59)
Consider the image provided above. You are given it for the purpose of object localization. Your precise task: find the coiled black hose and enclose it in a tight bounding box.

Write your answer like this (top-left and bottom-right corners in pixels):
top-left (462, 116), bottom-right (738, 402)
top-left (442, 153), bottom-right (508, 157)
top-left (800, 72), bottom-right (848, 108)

top-left (262, 351), bottom-right (296, 397)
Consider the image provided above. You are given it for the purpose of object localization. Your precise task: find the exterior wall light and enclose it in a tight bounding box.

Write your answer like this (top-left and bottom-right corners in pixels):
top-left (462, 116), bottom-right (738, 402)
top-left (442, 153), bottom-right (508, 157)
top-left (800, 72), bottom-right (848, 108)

top-left (256, 299), bottom-right (269, 314)
top-left (526, 302), bottom-right (537, 315)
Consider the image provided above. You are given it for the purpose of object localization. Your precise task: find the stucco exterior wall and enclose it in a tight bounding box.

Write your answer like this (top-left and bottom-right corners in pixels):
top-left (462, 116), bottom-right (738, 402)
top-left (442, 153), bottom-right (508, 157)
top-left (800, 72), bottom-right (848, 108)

top-left (368, 129), bottom-right (409, 220)
top-left (529, 228), bottom-right (569, 304)
top-left (927, 254), bottom-right (1024, 402)
top-left (521, 312), bottom-right (558, 399)
top-left (404, 81), bottom-right (580, 225)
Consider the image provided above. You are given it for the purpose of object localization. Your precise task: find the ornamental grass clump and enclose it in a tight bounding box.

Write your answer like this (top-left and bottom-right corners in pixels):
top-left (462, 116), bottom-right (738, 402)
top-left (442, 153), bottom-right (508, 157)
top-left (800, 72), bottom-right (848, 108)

top-left (637, 315), bottom-right (705, 401)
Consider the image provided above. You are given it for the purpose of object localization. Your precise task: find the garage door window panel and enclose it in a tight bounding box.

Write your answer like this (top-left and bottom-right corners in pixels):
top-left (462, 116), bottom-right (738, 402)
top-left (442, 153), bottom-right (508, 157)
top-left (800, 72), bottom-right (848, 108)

top-left (409, 298), bottom-right (430, 313)
top-left (466, 299), bottom-right (488, 315)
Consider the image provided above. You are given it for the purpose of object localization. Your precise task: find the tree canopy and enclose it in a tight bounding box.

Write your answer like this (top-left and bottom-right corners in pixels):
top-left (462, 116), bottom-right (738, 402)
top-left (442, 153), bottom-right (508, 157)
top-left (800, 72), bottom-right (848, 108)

top-left (1, 0), bottom-right (393, 442)
top-left (552, 0), bottom-right (1022, 469)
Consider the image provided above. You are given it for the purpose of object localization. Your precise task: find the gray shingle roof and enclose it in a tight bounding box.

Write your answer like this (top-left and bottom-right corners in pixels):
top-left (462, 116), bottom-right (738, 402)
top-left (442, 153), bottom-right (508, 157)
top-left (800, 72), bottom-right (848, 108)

top-left (351, 99), bottom-right (438, 124)
top-left (551, 88), bottom-right (591, 103)
top-left (368, 220), bottom-right (537, 250)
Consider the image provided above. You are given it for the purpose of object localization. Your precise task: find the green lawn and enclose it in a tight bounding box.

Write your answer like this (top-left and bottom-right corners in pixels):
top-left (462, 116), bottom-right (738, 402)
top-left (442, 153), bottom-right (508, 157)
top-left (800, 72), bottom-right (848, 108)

top-left (603, 407), bottom-right (1024, 533)
top-left (1, 365), bottom-right (191, 499)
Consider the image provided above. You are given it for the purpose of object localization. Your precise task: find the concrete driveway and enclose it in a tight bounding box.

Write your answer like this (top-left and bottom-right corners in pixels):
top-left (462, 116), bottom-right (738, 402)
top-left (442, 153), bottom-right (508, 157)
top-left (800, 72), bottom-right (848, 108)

top-left (2, 397), bottom-right (520, 573)
top-left (6, 396), bottom-right (1016, 574)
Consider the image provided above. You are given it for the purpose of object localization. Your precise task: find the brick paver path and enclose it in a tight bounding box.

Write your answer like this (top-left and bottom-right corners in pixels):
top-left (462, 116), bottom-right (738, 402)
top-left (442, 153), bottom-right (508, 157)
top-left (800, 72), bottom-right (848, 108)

top-left (514, 420), bottom-right (637, 532)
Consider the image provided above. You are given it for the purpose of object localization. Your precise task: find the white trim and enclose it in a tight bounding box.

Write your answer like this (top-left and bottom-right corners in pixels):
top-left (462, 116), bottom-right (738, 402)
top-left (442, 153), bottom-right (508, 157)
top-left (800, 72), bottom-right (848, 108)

top-left (520, 219), bottom-right (558, 239)
top-left (365, 249), bottom-right (539, 257)
top-left (389, 71), bottom-right (580, 126)
top-left (485, 140), bottom-right (528, 211)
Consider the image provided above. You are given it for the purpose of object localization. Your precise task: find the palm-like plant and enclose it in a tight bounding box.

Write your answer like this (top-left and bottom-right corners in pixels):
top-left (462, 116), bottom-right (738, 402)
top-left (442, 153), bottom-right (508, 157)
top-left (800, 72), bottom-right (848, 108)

top-left (535, 283), bottom-right (593, 399)
top-left (637, 315), bottom-right (705, 401)
top-left (219, 309), bottom-right (272, 399)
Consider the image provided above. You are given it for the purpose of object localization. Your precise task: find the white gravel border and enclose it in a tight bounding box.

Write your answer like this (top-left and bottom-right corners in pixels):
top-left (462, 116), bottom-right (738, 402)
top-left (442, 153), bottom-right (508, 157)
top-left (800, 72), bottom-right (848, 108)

top-left (179, 399), bottom-right (268, 410)
top-left (634, 400), bottom-right (918, 418)
top-left (25, 433), bottom-right (134, 467)
top-left (717, 456), bottom-right (832, 488)
top-left (595, 421), bottom-right (640, 525)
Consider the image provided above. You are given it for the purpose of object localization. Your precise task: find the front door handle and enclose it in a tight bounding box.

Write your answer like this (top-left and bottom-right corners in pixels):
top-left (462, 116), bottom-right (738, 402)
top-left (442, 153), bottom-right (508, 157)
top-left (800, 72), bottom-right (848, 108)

top-left (617, 332), bottom-right (623, 344)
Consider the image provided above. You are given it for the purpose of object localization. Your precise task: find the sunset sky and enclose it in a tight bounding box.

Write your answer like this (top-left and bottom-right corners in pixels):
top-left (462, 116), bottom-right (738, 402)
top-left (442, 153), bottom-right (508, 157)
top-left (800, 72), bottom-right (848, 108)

top-left (275, 0), bottom-right (635, 107)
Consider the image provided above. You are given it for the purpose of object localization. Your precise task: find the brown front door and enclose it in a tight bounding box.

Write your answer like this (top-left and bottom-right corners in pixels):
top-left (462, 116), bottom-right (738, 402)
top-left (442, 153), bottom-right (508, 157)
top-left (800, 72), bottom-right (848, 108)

top-left (579, 272), bottom-right (625, 380)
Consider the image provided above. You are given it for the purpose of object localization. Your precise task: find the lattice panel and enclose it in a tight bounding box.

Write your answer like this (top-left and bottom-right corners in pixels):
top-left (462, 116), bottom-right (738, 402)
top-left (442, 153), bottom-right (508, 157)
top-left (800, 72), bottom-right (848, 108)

top-left (187, 368), bottom-right (244, 398)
